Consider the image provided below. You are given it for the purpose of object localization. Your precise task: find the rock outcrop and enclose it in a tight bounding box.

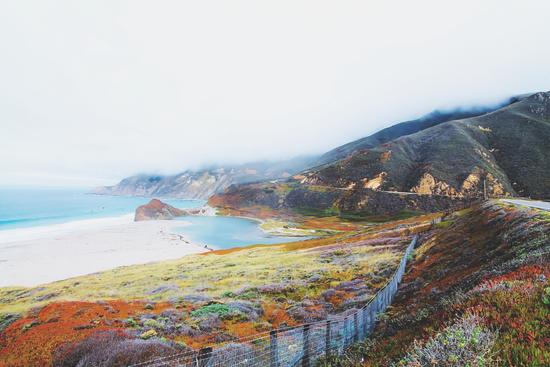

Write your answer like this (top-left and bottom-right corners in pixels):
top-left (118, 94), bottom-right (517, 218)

top-left (134, 199), bottom-right (188, 221)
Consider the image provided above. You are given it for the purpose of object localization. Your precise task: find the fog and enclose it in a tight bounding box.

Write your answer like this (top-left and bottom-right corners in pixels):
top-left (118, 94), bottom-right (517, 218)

top-left (1, 1), bottom-right (549, 186)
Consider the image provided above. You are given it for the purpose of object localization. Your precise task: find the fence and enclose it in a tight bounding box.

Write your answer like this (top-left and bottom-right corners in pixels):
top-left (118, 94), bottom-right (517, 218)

top-left (130, 236), bottom-right (418, 367)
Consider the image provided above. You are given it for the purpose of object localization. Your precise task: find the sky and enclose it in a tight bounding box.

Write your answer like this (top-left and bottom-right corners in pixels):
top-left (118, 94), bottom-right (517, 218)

top-left (1, 1), bottom-right (550, 187)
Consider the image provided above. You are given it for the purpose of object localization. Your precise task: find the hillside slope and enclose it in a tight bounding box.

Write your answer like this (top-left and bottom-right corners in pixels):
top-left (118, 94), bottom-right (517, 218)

top-left (302, 92), bottom-right (550, 199)
top-left (93, 156), bottom-right (315, 199)
top-left (328, 201), bottom-right (549, 366)
top-left (211, 92), bottom-right (550, 217)
top-left (316, 98), bottom-right (517, 166)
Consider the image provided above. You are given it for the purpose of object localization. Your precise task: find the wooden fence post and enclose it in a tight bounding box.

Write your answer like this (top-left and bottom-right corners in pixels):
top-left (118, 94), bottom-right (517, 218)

top-left (361, 308), bottom-right (367, 338)
top-left (353, 313), bottom-right (359, 342)
top-left (347, 316), bottom-right (351, 344)
top-left (325, 319), bottom-right (332, 360)
top-left (270, 330), bottom-right (279, 367)
top-left (197, 347), bottom-right (212, 367)
top-left (302, 324), bottom-right (311, 367)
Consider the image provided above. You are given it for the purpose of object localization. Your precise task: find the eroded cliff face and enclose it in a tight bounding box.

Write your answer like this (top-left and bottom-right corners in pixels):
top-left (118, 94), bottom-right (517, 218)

top-left (96, 171), bottom-right (233, 200)
top-left (411, 172), bottom-right (458, 196)
top-left (410, 170), bottom-right (508, 198)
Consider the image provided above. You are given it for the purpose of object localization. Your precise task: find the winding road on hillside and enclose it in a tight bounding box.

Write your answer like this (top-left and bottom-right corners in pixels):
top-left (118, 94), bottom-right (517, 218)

top-left (501, 199), bottom-right (550, 211)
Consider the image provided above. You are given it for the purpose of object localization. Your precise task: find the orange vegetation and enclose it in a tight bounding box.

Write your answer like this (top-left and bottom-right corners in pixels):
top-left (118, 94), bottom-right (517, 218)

top-left (0, 300), bottom-right (172, 367)
top-left (263, 303), bottom-right (298, 329)
top-left (224, 321), bottom-right (265, 339)
top-left (301, 216), bottom-right (360, 231)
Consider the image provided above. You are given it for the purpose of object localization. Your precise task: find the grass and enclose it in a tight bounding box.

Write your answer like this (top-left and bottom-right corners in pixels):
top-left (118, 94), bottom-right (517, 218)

top-left (434, 220), bottom-right (453, 229)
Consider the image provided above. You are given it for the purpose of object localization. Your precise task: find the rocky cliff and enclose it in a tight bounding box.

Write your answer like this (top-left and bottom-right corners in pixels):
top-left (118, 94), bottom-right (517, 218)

top-left (134, 199), bottom-right (188, 221)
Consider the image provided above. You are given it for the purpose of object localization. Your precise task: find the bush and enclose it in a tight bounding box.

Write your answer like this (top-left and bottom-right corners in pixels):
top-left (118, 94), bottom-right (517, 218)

top-left (191, 303), bottom-right (235, 319)
top-left (395, 313), bottom-right (496, 367)
top-left (542, 287), bottom-right (550, 306)
top-left (53, 330), bottom-right (186, 367)
top-left (143, 318), bottom-right (164, 329)
top-left (124, 317), bottom-right (138, 327)
top-left (140, 329), bottom-right (158, 340)
top-left (0, 313), bottom-right (19, 333)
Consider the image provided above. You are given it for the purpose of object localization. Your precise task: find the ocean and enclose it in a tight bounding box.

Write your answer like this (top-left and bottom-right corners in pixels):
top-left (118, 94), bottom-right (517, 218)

top-left (0, 186), bottom-right (203, 230)
top-left (0, 186), bottom-right (301, 248)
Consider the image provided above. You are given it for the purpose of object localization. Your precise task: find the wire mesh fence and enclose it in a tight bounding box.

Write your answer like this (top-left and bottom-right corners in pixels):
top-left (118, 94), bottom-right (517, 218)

top-left (129, 236), bottom-right (418, 367)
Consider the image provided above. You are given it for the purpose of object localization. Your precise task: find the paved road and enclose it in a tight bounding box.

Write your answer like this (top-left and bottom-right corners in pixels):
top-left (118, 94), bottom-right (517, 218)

top-left (501, 199), bottom-right (550, 211)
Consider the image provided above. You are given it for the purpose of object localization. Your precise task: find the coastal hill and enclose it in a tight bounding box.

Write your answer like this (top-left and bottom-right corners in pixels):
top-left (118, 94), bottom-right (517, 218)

top-left (210, 91), bottom-right (550, 217)
top-left (93, 156), bottom-right (316, 200)
top-left (134, 199), bottom-right (188, 221)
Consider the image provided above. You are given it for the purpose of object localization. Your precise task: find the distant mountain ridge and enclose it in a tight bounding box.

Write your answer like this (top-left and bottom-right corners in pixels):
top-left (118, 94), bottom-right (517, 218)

top-left (93, 156), bottom-right (316, 199)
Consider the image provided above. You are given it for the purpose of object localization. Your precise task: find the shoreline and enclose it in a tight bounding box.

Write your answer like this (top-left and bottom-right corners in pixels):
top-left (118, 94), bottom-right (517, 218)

top-left (0, 206), bottom-right (309, 288)
top-left (219, 213), bottom-right (317, 238)
top-left (0, 214), bottom-right (209, 288)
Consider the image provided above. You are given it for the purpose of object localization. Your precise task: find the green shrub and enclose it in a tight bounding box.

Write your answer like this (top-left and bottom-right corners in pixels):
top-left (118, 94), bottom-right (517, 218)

top-left (191, 304), bottom-right (232, 318)
top-left (542, 287), bottom-right (550, 306)
top-left (395, 313), bottom-right (496, 367)
top-left (125, 317), bottom-right (138, 327)
top-left (21, 319), bottom-right (40, 332)
top-left (0, 313), bottom-right (19, 333)
top-left (435, 220), bottom-right (453, 229)
top-left (140, 329), bottom-right (157, 339)
top-left (406, 249), bottom-right (416, 262)
top-left (143, 318), bottom-right (164, 329)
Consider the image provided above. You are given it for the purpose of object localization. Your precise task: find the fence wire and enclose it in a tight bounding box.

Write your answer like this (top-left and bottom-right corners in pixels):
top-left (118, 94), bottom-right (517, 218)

top-left (129, 236), bottom-right (417, 367)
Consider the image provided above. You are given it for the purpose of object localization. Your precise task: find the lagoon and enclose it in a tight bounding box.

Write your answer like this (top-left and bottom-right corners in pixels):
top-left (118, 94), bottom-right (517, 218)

top-left (174, 215), bottom-right (303, 249)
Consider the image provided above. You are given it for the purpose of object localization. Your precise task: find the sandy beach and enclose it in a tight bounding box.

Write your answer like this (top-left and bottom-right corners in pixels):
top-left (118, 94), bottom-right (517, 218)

top-left (0, 215), bottom-right (208, 287)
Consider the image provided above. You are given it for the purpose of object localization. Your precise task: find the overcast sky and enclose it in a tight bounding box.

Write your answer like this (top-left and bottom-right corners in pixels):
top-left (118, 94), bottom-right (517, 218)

top-left (1, 1), bottom-right (549, 187)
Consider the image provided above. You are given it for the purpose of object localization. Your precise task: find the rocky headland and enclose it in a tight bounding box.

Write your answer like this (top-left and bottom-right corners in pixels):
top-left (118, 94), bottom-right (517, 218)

top-left (134, 199), bottom-right (189, 221)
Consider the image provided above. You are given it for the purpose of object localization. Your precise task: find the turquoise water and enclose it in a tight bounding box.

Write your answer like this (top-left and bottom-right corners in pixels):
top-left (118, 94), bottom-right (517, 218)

top-left (0, 187), bottom-right (203, 230)
top-left (0, 187), bottom-right (300, 249)
top-left (174, 215), bottom-right (304, 249)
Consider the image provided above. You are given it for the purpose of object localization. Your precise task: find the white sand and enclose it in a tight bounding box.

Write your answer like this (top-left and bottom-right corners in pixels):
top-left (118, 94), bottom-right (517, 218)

top-left (0, 215), bottom-right (208, 287)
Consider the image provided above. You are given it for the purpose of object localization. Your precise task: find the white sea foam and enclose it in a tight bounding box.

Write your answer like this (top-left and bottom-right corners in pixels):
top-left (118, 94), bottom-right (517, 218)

top-left (0, 214), bottom-right (135, 244)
